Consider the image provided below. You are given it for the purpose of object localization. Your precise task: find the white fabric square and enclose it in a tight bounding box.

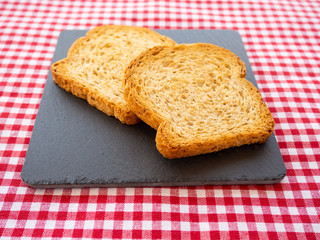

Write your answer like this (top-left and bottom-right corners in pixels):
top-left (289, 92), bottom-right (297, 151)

top-left (179, 204), bottom-right (189, 213)
top-left (288, 207), bottom-right (299, 215)
top-left (67, 203), bottom-right (79, 212)
top-left (216, 205), bottom-right (226, 214)
top-left (308, 161), bottom-right (319, 169)
top-left (122, 220), bottom-right (133, 230)
top-left (293, 223), bottom-right (305, 232)
top-left (64, 220), bottom-right (76, 229)
top-left (161, 188), bottom-right (171, 196)
top-left (105, 203), bottom-right (116, 212)
top-left (142, 221), bottom-right (152, 230)
top-left (180, 221), bottom-right (191, 231)
top-left (199, 222), bottom-right (210, 231)
top-left (234, 205), bottom-right (245, 214)
top-left (86, 203), bottom-right (96, 212)
top-left (161, 204), bottom-right (171, 212)
top-left (83, 220), bottom-right (95, 229)
top-left (275, 223), bottom-right (286, 232)
top-left (107, 188), bottom-right (117, 195)
top-left (284, 190), bottom-right (294, 199)
top-left (237, 222), bottom-right (248, 232)
top-left (142, 203), bottom-right (153, 212)
top-left (197, 205), bottom-right (208, 214)
top-left (10, 202), bottom-right (22, 212)
top-left (312, 224), bottom-right (320, 233)
top-left (5, 219), bottom-right (17, 228)
top-left (49, 203), bottom-right (61, 212)
top-left (270, 206), bottom-right (281, 215)
top-left (124, 203), bottom-right (134, 212)
top-left (255, 222), bottom-right (267, 232)
top-left (218, 222), bottom-right (229, 231)
top-left (161, 221), bottom-right (172, 231)
top-left (143, 188), bottom-right (153, 196)
top-left (251, 206), bottom-right (263, 215)
top-left (30, 202), bottom-right (41, 211)
top-left (301, 190), bottom-right (312, 199)
top-left (4, 171), bottom-right (14, 180)
top-left (24, 220), bottom-right (37, 229)
top-left (125, 188), bottom-right (136, 195)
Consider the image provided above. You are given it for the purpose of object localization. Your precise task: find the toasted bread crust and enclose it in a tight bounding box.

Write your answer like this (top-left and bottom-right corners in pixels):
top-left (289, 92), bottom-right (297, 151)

top-left (125, 43), bottom-right (275, 158)
top-left (51, 25), bottom-right (176, 125)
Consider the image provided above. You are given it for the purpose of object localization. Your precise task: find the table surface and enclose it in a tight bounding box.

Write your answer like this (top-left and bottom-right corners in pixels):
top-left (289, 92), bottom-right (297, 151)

top-left (1, 0), bottom-right (319, 239)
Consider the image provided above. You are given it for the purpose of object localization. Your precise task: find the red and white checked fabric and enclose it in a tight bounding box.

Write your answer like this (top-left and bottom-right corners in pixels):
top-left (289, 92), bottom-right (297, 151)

top-left (1, 0), bottom-right (319, 239)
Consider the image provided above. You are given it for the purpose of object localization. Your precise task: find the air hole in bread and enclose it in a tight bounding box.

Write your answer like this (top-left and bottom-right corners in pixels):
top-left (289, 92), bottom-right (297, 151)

top-left (239, 90), bottom-right (244, 98)
top-left (197, 80), bottom-right (205, 87)
top-left (52, 62), bottom-right (59, 68)
top-left (92, 70), bottom-right (98, 76)
top-left (102, 43), bottom-right (112, 48)
top-left (208, 72), bottom-right (215, 78)
top-left (152, 51), bottom-right (160, 56)
top-left (93, 80), bottom-right (99, 85)
top-left (182, 88), bottom-right (189, 93)
top-left (136, 86), bottom-right (141, 94)
top-left (162, 60), bottom-right (172, 67)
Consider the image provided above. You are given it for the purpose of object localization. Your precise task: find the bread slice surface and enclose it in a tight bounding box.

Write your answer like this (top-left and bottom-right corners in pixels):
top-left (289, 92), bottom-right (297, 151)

top-left (124, 43), bottom-right (275, 158)
top-left (51, 25), bottom-right (176, 124)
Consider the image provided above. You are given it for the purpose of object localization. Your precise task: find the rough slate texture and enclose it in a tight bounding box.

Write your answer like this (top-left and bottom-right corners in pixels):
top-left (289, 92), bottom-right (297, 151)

top-left (21, 30), bottom-right (286, 188)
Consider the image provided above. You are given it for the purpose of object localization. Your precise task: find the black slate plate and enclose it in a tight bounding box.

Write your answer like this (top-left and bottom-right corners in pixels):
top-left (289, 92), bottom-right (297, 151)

top-left (21, 29), bottom-right (286, 188)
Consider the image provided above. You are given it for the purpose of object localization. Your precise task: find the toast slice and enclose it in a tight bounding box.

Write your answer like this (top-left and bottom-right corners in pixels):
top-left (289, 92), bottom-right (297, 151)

top-left (51, 25), bottom-right (176, 124)
top-left (124, 43), bottom-right (275, 158)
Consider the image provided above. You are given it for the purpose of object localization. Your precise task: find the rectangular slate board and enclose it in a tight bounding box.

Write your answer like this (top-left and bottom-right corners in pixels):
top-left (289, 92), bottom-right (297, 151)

top-left (21, 29), bottom-right (286, 188)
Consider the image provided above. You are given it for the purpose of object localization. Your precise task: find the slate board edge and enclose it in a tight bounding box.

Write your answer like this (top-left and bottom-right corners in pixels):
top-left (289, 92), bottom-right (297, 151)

top-left (22, 174), bottom-right (286, 189)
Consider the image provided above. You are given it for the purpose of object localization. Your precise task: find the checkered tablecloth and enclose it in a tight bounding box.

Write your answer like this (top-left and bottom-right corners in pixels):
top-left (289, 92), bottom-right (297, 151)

top-left (1, 0), bottom-right (319, 239)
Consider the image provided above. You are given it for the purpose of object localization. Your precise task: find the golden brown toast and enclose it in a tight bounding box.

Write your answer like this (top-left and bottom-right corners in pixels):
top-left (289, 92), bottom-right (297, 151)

top-left (51, 25), bottom-right (176, 124)
top-left (124, 43), bottom-right (275, 158)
